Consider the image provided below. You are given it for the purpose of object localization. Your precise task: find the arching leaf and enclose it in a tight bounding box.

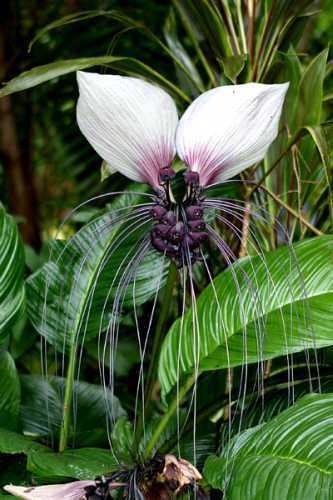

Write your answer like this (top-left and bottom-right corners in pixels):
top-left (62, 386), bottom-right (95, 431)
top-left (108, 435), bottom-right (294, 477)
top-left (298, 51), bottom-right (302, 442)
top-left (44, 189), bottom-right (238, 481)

top-left (0, 204), bottom-right (25, 340)
top-left (159, 236), bottom-right (333, 395)
top-left (0, 352), bottom-right (20, 431)
top-left (27, 210), bottom-right (168, 350)
top-left (204, 393), bottom-right (333, 499)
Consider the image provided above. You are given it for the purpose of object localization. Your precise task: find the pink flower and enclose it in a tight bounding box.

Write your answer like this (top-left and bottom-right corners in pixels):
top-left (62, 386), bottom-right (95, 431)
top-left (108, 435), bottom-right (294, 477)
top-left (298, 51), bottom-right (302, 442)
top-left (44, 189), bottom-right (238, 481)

top-left (76, 72), bottom-right (288, 188)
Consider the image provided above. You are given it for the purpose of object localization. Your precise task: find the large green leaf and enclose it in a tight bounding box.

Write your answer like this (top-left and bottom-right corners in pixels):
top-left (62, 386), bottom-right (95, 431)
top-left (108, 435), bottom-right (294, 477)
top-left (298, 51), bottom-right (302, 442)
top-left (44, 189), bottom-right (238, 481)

top-left (0, 352), bottom-right (20, 431)
top-left (159, 236), bottom-right (333, 395)
top-left (0, 429), bottom-right (47, 455)
top-left (20, 375), bottom-right (125, 446)
top-left (27, 447), bottom-right (118, 481)
top-left (0, 205), bottom-right (25, 340)
top-left (204, 393), bottom-right (333, 499)
top-left (27, 210), bottom-right (168, 350)
top-left (0, 56), bottom-right (189, 103)
top-left (294, 48), bottom-right (328, 130)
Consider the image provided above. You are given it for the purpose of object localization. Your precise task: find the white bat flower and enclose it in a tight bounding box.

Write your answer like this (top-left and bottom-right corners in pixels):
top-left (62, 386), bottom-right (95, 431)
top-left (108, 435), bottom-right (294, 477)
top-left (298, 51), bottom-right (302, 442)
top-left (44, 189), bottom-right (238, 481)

top-left (76, 71), bottom-right (288, 188)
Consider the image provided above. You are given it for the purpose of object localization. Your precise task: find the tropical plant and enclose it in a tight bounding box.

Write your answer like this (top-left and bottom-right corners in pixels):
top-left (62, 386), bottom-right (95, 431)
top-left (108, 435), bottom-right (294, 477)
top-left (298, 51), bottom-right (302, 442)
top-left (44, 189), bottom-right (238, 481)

top-left (0, 1), bottom-right (332, 499)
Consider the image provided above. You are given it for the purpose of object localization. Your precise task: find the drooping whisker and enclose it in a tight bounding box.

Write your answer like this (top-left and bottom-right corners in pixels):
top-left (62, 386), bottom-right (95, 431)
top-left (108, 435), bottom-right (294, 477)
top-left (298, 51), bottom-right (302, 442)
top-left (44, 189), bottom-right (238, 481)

top-left (206, 225), bottom-right (252, 478)
top-left (92, 220), bottom-right (152, 404)
top-left (176, 265), bottom-right (187, 458)
top-left (50, 190), bottom-right (155, 243)
top-left (205, 197), bottom-right (320, 393)
top-left (40, 206), bottom-right (153, 447)
top-left (59, 209), bottom-right (152, 373)
top-left (212, 212), bottom-right (292, 402)
top-left (133, 253), bottom-right (166, 439)
top-left (180, 238), bottom-right (202, 467)
top-left (41, 205), bottom-right (153, 369)
top-left (73, 222), bottom-right (153, 447)
top-left (103, 236), bottom-right (153, 455)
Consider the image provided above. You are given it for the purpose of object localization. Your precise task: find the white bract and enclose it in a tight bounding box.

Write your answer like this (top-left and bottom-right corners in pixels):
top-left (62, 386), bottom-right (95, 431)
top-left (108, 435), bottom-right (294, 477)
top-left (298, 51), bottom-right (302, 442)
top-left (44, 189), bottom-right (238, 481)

top-left (4, 480), bottom-right (96, 499)
top-left (77, 71), bottom-right (288, 188)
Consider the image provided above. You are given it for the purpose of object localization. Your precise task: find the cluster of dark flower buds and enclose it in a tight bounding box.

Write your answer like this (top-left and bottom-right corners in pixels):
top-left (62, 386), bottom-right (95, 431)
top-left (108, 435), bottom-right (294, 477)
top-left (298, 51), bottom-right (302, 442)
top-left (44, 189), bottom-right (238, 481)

top-left (150, 170), bottom-right (208, 265)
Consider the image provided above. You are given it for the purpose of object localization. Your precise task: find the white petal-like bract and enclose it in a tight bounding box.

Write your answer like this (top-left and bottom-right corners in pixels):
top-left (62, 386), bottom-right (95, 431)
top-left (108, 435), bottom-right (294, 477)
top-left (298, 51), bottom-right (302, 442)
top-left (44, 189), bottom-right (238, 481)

top-left (4, 480), bottom-right (96, 499)
top-left (176, 82), bottom-right (289, 186)
top-left (77, 72), bottom-right (178, 188)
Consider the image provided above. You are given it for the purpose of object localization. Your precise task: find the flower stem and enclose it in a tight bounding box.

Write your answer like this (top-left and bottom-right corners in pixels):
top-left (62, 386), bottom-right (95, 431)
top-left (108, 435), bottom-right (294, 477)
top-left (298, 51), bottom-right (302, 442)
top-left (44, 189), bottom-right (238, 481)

top-left (144, 261), bottom-right (178, 413)
top-left (59, 343), bottom-right (76, 452)
top-left (143, 374), bottom-right (196, 460)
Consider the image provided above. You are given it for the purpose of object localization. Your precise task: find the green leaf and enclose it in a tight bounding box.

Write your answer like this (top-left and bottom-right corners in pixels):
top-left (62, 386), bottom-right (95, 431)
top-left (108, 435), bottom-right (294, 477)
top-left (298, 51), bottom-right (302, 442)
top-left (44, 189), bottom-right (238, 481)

top-left (174, 0), bottom-right (233, 57)
top-left (294, 48), bottom-right (328, 129)
top-left (27, 447), bottom-right (118, 481)
top-left (100, 161), bottom-right (116, 182)
top-left (0, 56), bottom-right (190, 103)
top-left (111, 417), bottom-right (135, 464)
top-left (28, 10), bottom-right (117, 50)
top-left (0, 352), bottom-right (20, 431)
top-left (159, 236), bottom-right (333, 395)
top-left (0, 428), bottom-right (47, 455)
top-left (220, 55), bottom-right (247, 84)
top-left (0, 205), bottom-right (25, 340)
top-left (163, 8), bottom-right (204, 96)
top-left (305, 126), bottom-right (333, 228)
top-left (27, 211), bottom-right (168, 350)
top-left (20, 375), bottom-right (126, 446)
top-left (204, 393), bottom-right (333, 499)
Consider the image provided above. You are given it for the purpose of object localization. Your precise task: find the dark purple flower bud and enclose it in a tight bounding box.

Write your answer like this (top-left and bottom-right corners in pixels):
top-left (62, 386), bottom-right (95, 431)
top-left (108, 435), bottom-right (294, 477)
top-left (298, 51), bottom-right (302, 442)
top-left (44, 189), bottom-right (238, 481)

top-left (188, 231), bottom-right (208, 243)
top-left (184, 234), bottom-right (197, 249)
top-left (159, 166), bottom-right (176, 182)
top-left (163, 210), bottom-right (177, 225)
top-left (151, 235), bottom-right (168, 253)
top-left (150, 205), bottom-right (167, 220)
top-left (169, 222), bottom-right (185, 242)
top-left (153, 224), bottom-right (171, 237)
top-left (188, 220), bottom-right (206, 231)
top-left (184, 171), bottom-right (200, 185)
top-left (165, 243), bottom-right (179, 257)
top-left (185, 205), bottom-right (203, 220)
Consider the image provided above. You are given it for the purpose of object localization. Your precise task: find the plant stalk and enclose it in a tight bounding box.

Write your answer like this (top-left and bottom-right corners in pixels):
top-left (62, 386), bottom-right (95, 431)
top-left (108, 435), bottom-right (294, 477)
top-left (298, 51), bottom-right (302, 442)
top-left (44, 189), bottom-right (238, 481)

top-left (59, 343), bottom-right (77, 452)
top-left (134, 262), bottom-right (178, 447)
top-left (143, 374), bottom-right (196, 460)
top-left (144, 261), bottom-right (178, 412)
top-left (262, 185), bottom-right (323, 236)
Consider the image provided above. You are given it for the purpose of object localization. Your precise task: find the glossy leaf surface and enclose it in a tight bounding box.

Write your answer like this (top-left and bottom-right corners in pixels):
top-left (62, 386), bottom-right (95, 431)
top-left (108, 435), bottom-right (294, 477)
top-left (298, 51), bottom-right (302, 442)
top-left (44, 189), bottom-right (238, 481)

top-left (159, 236), bottom-right (333, 395)
top-left (204, 393), bottom-right (333, 499)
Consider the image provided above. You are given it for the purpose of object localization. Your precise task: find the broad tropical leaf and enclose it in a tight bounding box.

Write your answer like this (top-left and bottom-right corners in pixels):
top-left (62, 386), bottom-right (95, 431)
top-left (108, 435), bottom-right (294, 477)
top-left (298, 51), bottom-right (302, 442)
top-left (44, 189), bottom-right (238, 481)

top-left (20, 375), bottom-right (125, 446)
top-left (27, 210), bottom-right (168, 350)
top-left (204, 393), bottom-right (333, 499)
top-left (159, 236), bottom-right (333, 395)
top-left (0, 352), bottom-right (20, 431)
top-left (0, 429), bottom-right (47, 456)
top-left (0, 204), bottom-right (25, 339)
top-left (27, 447), bottom-right (118, 481)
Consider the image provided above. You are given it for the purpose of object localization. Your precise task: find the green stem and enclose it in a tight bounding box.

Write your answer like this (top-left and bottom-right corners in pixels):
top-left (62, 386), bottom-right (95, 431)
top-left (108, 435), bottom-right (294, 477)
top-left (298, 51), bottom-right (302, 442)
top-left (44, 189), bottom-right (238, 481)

top-left (248, 131), bottom-right (303, 197)
top-left (262, 185), bottom-right (323, 236)
top-left (144, 262), bottom-right (178, 413)
top-left (134, 262), bottom-right (178, 446)
top-left (59, 343), bottom-right (76, 452)
top-left (143, 374), bottom-right (196, 460)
